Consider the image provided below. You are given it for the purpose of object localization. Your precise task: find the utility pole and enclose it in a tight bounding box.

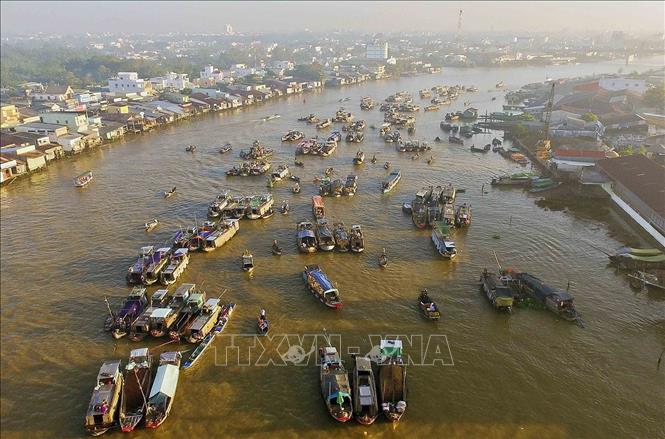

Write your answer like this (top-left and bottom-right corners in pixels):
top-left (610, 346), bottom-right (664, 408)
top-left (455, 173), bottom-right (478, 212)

top-left (543, 82), bottom-right (555, 141)
top-left (456, 9), bottom-right (463, 49)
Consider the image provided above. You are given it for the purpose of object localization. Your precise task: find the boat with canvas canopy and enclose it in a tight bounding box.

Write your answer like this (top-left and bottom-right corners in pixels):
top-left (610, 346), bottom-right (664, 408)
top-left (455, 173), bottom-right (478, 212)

top-left (320, 346), bottom-right (353, 422)
top-left (145, 352), bottom-right (181, 429)
top-left (84, 360), bottom-right (123, 436)
top-left (119, 348), bottom-right (152, 432)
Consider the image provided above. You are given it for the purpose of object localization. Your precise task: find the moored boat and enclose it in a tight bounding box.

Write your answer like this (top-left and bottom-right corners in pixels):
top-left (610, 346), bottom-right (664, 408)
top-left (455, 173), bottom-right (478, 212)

top-left (455, 203), bottom-right (472, 227)
top-left (349, 225), bottom-right (365, 253)
top-left (312, 195), bottom-right (325, 219)
top-left (160, 248), bottom-right (190, 285)
top-left (378, 339), bottom-right (407, 422)
top-left (479, 269), bottom-right (514, 312)
top-left (245, 194), bottom-right (274, 219)
top-left (185, 297), bottom-right (224, 342)
top-left (129, 289), bottom-right (169, 342)
top-left (303, 265), bottom-right (342, 309)
top-left (84, 360), bottom-right (123, 436)
top-left (352, 356), bottom-right (379, 425)
top-left (320, 345), bottom-right (353, 422)
top-left (297, 221), bottom-right (318, 253)
top-left (119, 348), bottom-right (152, 432)
top-left (333, 222), bottom-right (350, 252)
top-left (182, 304), bottom-right (235, 370)
top-left (168, 290), bottom-right (206, 341)
top-left (104, 287), bottom-right (148, 339)
top-left (343, 174), bottom-right (357, 196)
top-left (150, 284), bottom-right (194, 337)
top-left (202, 219), bottom-right (239, 252)
top-left (431, 221), bottom-right (457, 259)
top-left (513, 272), bottom-right (579, 321)
top-left (144, 352), bottom-right (181, 429)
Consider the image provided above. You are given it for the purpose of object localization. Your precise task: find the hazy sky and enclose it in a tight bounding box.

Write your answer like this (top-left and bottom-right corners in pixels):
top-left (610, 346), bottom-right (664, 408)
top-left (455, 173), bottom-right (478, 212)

top-left (1, 1), bottom-right (664, 36)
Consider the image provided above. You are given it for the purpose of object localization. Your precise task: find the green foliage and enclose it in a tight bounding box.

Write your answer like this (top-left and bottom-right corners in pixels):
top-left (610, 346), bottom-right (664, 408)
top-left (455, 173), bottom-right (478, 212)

top-left (181, 88), bottom-right (192, 95)
top-left (238, 74), bottom-right (264, 85)
top-left (643, 86), bottom-right (665, 110)
top-left (510, 123), bottom-right (530, 138)
top-left (287, 63), bottom-right (323, 81)
top-left (639, 145), bottom-right (648, 155)
top-left (580, 112), bottom-right (598, 122)
top-left (520, 113), bottom-right (535, 121)
top-left (619, 145), bottom-right (634, 156)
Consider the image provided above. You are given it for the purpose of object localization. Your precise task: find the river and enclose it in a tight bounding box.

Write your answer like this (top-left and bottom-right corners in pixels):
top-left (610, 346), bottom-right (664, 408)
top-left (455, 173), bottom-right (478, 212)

top-left (1, 56), bottom-right (664, 439)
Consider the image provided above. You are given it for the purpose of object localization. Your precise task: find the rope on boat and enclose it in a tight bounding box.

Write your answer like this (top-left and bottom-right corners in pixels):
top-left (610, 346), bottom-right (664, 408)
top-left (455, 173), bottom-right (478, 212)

top-left (134, 368), bottom-right (148, 408)
top-left (152, 338), bottom-right (178, 350)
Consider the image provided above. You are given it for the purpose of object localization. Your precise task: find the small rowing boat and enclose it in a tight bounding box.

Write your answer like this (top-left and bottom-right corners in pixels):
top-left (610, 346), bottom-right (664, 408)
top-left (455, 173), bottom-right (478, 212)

top-left (382, 170), bottom-right (401, 193)
top-left (303, 265), bottom-right (342, 309)
top-left (417, 289), bottom-right (441, 320)
top-left (144, 218), bottom-right (159, 232)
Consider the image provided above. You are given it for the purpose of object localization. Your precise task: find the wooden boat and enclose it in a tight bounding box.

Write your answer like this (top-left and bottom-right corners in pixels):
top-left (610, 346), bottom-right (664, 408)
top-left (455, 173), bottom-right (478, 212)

top-left (440, 122), bottom-right (452, 131)
top-left (627, 270), bottom-right (665, 291)
top-left (431, 221), bottom-right (457, 259)
top-left (470, 144), bottom-right (490, 153)
top-left (144, 218), bottom-right (159, 232)
top-left (455, 203), bottom-right (472, 227)
top-left (282, 130), bottom-right (304, 142)
top-left (207, 192), bottom-right (231, 218)
top-left (448, 136), bottom-right (463, 145)
top-left (382, 170), bottom-right (401, 193)
top-left (136, 246), bottom-right (171, 286)
top-left (239, 141), bottom-right (274, 160)
top-left (417, 289), bottom-right (441, 320)
top-left (378, 339), bottom-right (407, 422)
top-left (149, 284), bottom-right (194, 337)
top-left (529, 181), bottom-right (562, 193)
top-left (219, 144), bottom-right (232, 154)
top-left (144, 352), bottom-right (181, 429)
top-left (353, 151), bottom-right (365, 165)
top-left (378, 249), bottom-right (388, 268)
top-left (185, 145), bottom-right (196, 152)
top-left (384, 161), bottom-right (391, 170)
top-left (411, 186), bottom-right (433, 228)
top-left (281, 200), bottom-right (289, 215)
top-left (245, 194), bottom-right (274, 220)
top-left (270, 164), bottom-right (291, 181)
top-left (104, 287), bottom-right (148, 339)
top-left (352, 356), bottom-right (379, 425)
top-left (424, 104), bottom-right (440, 112)
top-left (129, 289), bottom-right (169, 342)
top-left (168, 291), bottom-right (206, 341)
top-left (127, 246), bottom-right (156, 285)
top-left (262, 113), bottom-right (280, 121)
top-left (349, 225), bottom-right (365, 253)
top-left (292, 182), bottom-right (301, 193)
top-left (297, 221), bottom-right (318, 253)
top-left (317, 118), bottom-right (332, 129)
top-left (160, 248), bottom-right (190, 285)
top-left (163, 187), bottom-right (176, 198)
top-left (346, 131), bottom-right (364, 143)
top-left (333, 222), bottom-right (350, 252)
top-left (182, 304), bottom-right (235, 370)
top-left (272, 240), bottom-right (283, 256)
top-left (74, 171), bottom-right (93, 188)
top-left (479, 269), bottom-right (514, 312)
top-left (202, 219), bottom-right (239, 252)
top-left (514, 272), bottom-right (579, 321)
top-left (303, 265), bottom-right (342, 309)
top-left (343, 174), bottom-right (357, 196)
top-left (85, 360), bottom-right (123, 436)
top-left (608, 248), bottom-right (665, 269)
top-left (119, 348), bottom-right (152, 432)
top-left (328, 131), bottom-right (342, 143)
top-left (320, 346), bottom-right (353, 422)
top-left (242, 249), bottom-right (255, 273)
top-left (185, 297), bottom-right (223, 343)
top-left (312, 195), bottom-right (325, 219)
top-left (316, 219), bottom-right (336, 251)
top-left (257, 309), bottom-right (269, 336)
top-left (491, 172), bottom-right (536, 186)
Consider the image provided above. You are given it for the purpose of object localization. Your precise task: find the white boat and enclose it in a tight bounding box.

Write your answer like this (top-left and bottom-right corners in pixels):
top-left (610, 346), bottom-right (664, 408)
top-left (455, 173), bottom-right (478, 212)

top-left (382, 170), bottom-right (401, 193)
top-left (85, 360), bottom-right (123, 436)
top-left (242, 250), bottom-right (254, 273)
top-left (201, 219), bottom-right (239, 252)
top-left (245, 194), bottom-right (274, 220)
top-left (144, 352), bottom-right (181, 429)
top-left (144, 219), bottom-right (159, 232)
top-left (74, 171), bottom-right (93, 188)
top-left (160, 248), bottom-right (190, 285)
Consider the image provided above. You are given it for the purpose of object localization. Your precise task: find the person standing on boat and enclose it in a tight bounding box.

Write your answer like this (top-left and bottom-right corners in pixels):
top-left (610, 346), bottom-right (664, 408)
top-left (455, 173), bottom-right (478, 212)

top-left (260, 309), bottom-right (266, 320)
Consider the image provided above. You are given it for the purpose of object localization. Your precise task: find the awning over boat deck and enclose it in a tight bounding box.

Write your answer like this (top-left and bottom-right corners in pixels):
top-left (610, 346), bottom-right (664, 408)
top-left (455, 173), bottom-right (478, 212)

top-left (298, 230), bottom-right (316, 238)
top-left (150, 308), bottom-right (172, 319)
top-left (310, 270), bottom-right (334, 291)
top-left (149, 364), bottom-right (179, 399)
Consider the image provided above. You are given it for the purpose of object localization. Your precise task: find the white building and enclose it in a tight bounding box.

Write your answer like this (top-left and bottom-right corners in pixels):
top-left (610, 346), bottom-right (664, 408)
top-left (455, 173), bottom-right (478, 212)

top-left (598, 78), bottom-right (648, 95)
top-left (366, 42), bottom-right (389, 60)
top-left (108, 72), bottom-right (149, 96)
top-left (199, 65), bottom-right (225, 82)
top-left (149, 72), bottom-right (190, 91)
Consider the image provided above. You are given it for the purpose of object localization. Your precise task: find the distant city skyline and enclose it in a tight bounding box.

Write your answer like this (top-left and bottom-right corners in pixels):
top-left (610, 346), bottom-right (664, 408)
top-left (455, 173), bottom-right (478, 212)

top-left (1, 1), bottom-right (664, 36)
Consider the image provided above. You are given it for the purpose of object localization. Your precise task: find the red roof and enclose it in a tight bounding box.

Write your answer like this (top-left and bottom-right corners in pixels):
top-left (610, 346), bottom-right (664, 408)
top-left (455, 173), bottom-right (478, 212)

top-left (554, 149), bottom-right (607, 158)
top-left (573, 81), bottom-right (600, 92)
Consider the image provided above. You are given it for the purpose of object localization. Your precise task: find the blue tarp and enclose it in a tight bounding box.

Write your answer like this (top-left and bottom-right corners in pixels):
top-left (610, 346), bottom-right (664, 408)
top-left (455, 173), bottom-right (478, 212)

top-left (310, 269), bottom-right (334, 291)
top-left (298, 230), bottom-right (316, 238)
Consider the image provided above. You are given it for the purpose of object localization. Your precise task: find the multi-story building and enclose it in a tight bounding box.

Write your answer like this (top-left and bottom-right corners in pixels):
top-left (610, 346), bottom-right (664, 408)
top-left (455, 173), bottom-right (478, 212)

top-left (366, 42), bottom-right (389, 60)
top-left (32, 85), bottom-right (74, 102)
top-left (108, 72), bottom-right (150, 96)
top-left (598, 78), bottom-right (648, 95)
top-left (150, 72), bottom-right (190, 91)
top-left (0, 105), bottom-right (21, 128)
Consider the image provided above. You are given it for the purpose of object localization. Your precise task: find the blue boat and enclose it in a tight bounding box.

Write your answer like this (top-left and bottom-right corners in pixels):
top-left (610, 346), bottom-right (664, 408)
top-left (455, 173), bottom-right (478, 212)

top-left (182, 303), bottom-right (236, 370)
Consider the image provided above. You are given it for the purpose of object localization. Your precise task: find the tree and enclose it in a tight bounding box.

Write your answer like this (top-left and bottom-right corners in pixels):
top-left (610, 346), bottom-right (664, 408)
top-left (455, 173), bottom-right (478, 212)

top-left (581, 112), bottom-right (598, 122)
top-left (619, 145), bottom-right (635, 156)
top-left (643, 86), bottom-right (665, 110)
top-left (510, 123), bottom-right (530, 138)
top-left (287, 63), bottom-right (324, 81)
top-left (181, 88), bottom-right (192, 95)
top-left (639, 145), bottom-right (648, 155)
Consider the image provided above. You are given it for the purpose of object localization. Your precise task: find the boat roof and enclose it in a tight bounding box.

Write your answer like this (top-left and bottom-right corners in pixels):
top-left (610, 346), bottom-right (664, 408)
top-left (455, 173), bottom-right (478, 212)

top-left (298, 229), bottom-right (316, 238)
top-left (188, 293), bottom-right (205, 304)
top-left (130, 347), bottom-right (149, 359)
top-left (98, 360), bottom-right (121, 379)
top-left (159, 351), bottom-right (181, 365)
top-left (156, 247), bottom-right (171, 254)
top-left (150, 308), bottom-right (172, 319)
top-left (152, 289), bottom-right (168, 301)
top-left (380, 339), bottom-right (403, 356)
top-left (140, 246), bottom-right (154, 254)
top-left (355, 357), bottom-right (372, 371)
top-left (129, 287), bottom-right (146, 298)
top-left (324, 346), bottom-right (338, 355)
top-left (203, 298), bottom-right (221, 310)
top-left (174, 248), bottom-right (189, 257)
top-left (174, 283), bottom-right (195, 296)
top-left (149, 363), bottom-right (179, 399)
top-left (312, 196), bottom-right (324, 208)
top-left (310, 269), bottom-right (334, 291)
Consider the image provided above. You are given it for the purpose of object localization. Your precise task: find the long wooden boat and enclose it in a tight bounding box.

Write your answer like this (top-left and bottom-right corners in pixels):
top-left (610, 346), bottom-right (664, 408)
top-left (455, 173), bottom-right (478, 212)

top-left (312, 196), bottom-right (325, 219)
top-left (104, 287), bottom-right (148, 339)
top-left (145, 352), bottom-right (181, 429)
top-left (349, 225), bottom-right (365, 253)
top-left (182, 303), bottom-right (235, 370)
top-left (84, 360), bottom-right (123, 436)
top-left (257, 310), bottom-right (269, 336)
top-left (297, 221), bottom-right (318, 253)
top-left (479, 270), bottom-right (514, 312)
top-left (455, 203), bottom-right (472, 227)
top-left (352, 356), bottom-right (379, 425)
top-left (333, 222), bottom-right (350, 252)
top-left (431, 221), bottom-right (457, 259)
top-left (150, 284), bottom-right (194, 337)
top-left (119, 348), bottom-right (152, 432)
top-left (186, 298), bottom-right (224, 343)
top-left (245, 194), bottom-right (274, 220)
top-left (201, 219), bottom-right (239, 252)
top-left (315, 219), bottom-right (336, 251)
top-left (126, 246), bottom-right (157, 285)
top-left (303, 265), bottom-right (342, 309)
top-left (160, 248), bottom-right (190, 285)
top-left (320, 346), bottom-right (353, 422)
top-left (144, 247), bottom-right (172, 285)
top-left (382, 170), bottom-right (401, 193)
top-left (378, 340), bottom-right (407, 422)
top-left (417, 290), bottom-right (441, 320)
top-left (514, 272), bottom-right (578, 321)
top-left (168, 291), bottom-right (206, 341)
top-left (74, 171), bottom-right (93, 188)
top-left (129, 289), bottom-right (169, 342)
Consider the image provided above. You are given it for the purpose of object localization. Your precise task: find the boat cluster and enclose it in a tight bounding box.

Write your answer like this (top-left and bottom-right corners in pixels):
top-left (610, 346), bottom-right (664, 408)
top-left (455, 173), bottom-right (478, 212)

top-left (281, 130), bottom-right (305, 142)
top-left (360, 96), bottom-right (376, 110)
top-left (296, 138), bottom-right (337, 156)
top-left (319, 174), bottom-right (357, 197)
